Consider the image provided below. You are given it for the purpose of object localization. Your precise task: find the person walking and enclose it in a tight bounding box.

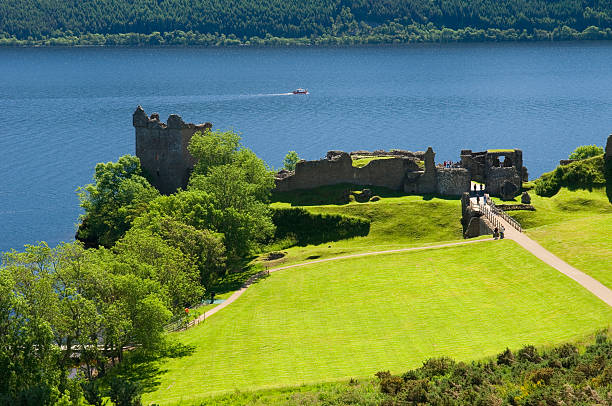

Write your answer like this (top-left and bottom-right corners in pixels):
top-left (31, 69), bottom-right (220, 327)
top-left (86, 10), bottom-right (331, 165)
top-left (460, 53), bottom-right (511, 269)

top-left (500, 225), bottom-right (505, 239)
top-left (493, 227), bottom-right (499, 240)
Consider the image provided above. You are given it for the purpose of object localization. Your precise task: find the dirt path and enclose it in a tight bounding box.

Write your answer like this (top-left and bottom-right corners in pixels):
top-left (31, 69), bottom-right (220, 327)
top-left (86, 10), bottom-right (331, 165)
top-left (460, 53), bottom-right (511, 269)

top-left (185, 238), bottom-right (494, 328)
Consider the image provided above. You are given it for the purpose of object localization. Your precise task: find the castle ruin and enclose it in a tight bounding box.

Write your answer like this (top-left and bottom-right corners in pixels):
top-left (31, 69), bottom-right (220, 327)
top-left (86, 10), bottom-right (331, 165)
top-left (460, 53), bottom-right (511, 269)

top-left (276, 147), bottom-right (525, 198)
top-left (132, 107), bottom-right (526, 200)
top-left (133, 106), bottom-right (211, 194)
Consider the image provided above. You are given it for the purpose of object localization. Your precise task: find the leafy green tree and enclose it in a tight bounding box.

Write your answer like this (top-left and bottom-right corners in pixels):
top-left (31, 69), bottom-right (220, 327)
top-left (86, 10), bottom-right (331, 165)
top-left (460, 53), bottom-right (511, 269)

top-left (140, 216), bottom-right (226, 293)
top-left (77, 155), bottom-right (159, 247)
top-left (113, 227), bottom-right (203, 311)
top-left (188, 129), bottom-right (241, 176)
top-left (0, 244), bottom-right (63, 405)
top-left (569, 144), bottom-right (604, 160)
top-left (283, 150), bottom-right (300, 171)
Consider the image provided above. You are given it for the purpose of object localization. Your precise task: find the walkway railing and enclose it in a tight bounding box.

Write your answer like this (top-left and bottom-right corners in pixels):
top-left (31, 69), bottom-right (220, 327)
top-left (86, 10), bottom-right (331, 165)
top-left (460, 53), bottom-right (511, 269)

top-left (479, 198), bottom-right (522, 233)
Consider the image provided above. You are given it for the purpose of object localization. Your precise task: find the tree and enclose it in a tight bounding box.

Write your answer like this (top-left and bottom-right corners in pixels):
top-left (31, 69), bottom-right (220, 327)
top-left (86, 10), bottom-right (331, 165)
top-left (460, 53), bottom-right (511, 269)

top-left (77, 155), bottom-right (159, 247)
top-left (185, 129), bottom-right (276, 263)
top-left (283, 150), bottom-right (300, 171)
top-left (142, 217), bottom-right (226, 292)
top-left (569, 145), bottom-right (604, 160)
top-left (188, 129), bottom-right (241, 176)
top-left (113, 228), bottom-right (203, 311)
top-left (1, 244), bottom-right (64, 405)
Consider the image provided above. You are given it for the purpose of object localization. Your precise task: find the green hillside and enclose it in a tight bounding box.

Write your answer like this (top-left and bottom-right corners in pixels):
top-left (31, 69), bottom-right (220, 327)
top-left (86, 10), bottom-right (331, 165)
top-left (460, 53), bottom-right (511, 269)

top-left (141, 240), bottom-right (612, 404)
top-left (2, 0), bottom-right (612, 45)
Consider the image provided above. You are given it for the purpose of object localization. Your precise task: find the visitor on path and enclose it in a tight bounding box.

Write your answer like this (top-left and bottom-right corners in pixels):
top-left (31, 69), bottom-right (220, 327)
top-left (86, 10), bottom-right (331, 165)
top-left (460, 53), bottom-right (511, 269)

top-left (493, 227), bottom-right (499, 239)
top-left (210, 291), bottom-right (215, 304)
top-left (500, 225), bottom-right (505, 239)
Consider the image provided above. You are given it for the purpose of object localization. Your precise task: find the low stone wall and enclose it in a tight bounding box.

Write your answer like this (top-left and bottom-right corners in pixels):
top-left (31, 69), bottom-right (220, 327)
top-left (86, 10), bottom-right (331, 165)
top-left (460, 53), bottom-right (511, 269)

top-left (497, 204), bottom-right (535, 211)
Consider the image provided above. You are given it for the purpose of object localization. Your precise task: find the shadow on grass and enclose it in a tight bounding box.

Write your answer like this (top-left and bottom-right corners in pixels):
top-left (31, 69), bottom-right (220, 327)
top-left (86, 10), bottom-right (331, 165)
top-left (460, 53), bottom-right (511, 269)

top-left (271, 184), bottom-right (404, 206)
top-left (420, 193), bottom-right (461, 201)
top-left (212, 259), bottom-right (262, 295)
top-left (107, 343), bottom-right (195, 394)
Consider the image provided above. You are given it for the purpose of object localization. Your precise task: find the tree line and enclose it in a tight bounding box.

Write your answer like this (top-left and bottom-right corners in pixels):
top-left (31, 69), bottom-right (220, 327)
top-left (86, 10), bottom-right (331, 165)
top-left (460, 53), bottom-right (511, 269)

top-left (1, 0), bottom-right (611, 45)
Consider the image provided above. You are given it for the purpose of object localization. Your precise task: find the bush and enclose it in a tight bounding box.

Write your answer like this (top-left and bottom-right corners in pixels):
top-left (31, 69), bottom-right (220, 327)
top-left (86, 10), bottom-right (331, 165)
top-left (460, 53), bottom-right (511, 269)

top-left (535, 154), bottom-right (605, 197)
top-left (109, 378), bottom-right (142, 406)
top-left (569, 145), bottom-right (604, 160)
top-left (271, 208), bottom-right (370, 246)
top-left (376, 332), bottom-right (612, 405)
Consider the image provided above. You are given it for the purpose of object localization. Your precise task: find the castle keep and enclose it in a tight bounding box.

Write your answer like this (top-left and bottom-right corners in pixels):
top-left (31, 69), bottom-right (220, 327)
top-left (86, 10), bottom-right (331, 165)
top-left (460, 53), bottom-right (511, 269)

top-left (133, 106), bottom-right (211, 194)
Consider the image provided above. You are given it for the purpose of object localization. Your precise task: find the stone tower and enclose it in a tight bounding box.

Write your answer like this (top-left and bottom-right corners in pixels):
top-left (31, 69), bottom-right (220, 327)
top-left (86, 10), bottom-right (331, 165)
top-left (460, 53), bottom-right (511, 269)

top-left (133, 106), bottom-right (212, 194)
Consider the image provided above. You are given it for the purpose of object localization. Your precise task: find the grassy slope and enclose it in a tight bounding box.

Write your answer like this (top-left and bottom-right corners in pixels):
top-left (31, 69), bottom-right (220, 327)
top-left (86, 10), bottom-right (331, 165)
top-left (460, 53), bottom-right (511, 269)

top-left (267, 194), bottom-right (465, 267)
top-left (527, 214), bottom-right (612, 288)
top-left (495, 187), bottom-right (611, 229)
top-left (144, 240), bottom-right (612, 405)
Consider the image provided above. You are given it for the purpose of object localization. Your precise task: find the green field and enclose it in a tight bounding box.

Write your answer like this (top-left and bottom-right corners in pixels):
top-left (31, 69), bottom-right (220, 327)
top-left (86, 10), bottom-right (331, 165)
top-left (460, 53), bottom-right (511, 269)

top-left (143, 240), bottom-right (612, 405)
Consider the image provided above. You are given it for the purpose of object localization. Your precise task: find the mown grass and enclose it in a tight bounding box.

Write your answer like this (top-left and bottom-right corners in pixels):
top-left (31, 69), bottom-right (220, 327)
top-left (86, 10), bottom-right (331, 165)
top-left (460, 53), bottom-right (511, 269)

top-left (528, 213), bottom-right (612, 288)
top-left (266, 193), bottom-right (465, 267)
top-left (143, 240), bottom-right (612, 405)
top-left (351, 156), bottom-right (395, 168)
top-left (494, 187), bottom-right (611, 229)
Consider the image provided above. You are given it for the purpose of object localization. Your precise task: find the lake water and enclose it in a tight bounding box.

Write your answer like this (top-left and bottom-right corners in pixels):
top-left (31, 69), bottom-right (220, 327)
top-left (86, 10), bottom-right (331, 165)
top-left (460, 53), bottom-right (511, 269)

top-left (1, 43), bottom-right (611, 252)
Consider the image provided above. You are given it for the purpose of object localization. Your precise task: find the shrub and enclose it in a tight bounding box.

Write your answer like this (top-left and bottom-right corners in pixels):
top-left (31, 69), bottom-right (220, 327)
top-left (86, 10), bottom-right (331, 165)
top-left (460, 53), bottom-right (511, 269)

top-left (534, 154), bottom-right (605, 197)
top-left (569, 145), bottom-right (604, 160)
top-left (497, 348), bottom-right (515, 366)
top-left (271, 208), bottom-right (370, 246)
top-left (109, 378), bottom-right (142, 406)
top-left (420, 357), bottom-right (455, 377)
top-left (517, 345), bottom-right (542, 363)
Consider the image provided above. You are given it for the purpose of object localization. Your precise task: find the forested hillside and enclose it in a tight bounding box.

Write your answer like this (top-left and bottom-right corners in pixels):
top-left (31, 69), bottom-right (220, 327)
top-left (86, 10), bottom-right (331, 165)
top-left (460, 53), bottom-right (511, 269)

top-left (1, 0), bottom-right (612, 45)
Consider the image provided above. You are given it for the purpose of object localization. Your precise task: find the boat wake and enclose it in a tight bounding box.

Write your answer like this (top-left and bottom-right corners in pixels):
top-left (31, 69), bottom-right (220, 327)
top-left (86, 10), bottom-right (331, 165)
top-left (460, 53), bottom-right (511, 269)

top-left (254, 92), bottom-right (294, 97)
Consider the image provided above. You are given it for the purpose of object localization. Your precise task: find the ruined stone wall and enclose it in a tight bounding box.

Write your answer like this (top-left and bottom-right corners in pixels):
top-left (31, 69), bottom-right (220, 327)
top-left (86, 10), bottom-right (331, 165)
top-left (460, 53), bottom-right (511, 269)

top-left (460, 149), bottom-right (524, 198)
top-left (275, 146), bottom-right (472, 196)
top-left (606, 134), bottom-right (612, 160)
top-left (460, 150), bottom-right (486, 183)
top-left (485, 167), bottom-right (521, 196)
top-left (133, 106), bottom-right (211, 194)
top-left (436, 168), bottom-right (471, 195)
top-left (274, 151), bottom-right (423, 192)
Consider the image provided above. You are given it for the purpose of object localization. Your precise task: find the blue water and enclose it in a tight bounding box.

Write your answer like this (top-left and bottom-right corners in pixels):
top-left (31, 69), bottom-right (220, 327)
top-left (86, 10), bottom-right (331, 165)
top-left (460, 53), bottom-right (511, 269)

top-left (1, 43), bottom-right (611, 252)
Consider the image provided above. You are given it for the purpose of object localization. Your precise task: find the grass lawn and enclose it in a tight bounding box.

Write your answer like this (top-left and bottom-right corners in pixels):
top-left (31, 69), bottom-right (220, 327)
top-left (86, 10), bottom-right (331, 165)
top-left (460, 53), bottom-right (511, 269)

top-left (495, 187), bottom-right (611, 229)
top-left (143, 240), bottom-right (612, 405)
top-left (528, 213), bottom-right (612, 288)
top-left (351, 156), bottom-right (395, 168)
top-left (265, 194), bottom-right (465, 267)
